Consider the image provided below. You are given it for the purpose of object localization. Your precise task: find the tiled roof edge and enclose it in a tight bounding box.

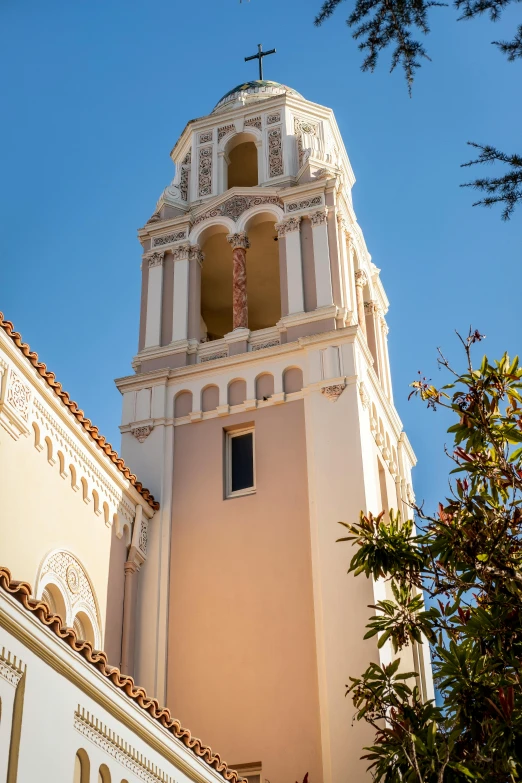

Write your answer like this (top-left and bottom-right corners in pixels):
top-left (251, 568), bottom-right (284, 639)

top-left (0, 567), bottom-right (245, 783)
top-left (0, 313), bottom-right (159, 511)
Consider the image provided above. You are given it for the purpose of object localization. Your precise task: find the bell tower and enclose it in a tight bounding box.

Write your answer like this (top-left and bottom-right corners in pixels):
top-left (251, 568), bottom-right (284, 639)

top-left (116, 78), bottom-right (432, 783)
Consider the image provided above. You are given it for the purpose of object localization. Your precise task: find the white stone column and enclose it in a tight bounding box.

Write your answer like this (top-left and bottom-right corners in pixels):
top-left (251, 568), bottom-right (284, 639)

top-left (380, 316), bottom-right (393, 402)
top-left (171, 244), bottom-right (190, 343)
top-left (336, 215), bottom-right (353, 316)
top-left (310, 208), bottom-right (333, 308)
top-left (275, 216), bottom-right (304, 314)
top-left (144, 251), bottom-right (165, 348)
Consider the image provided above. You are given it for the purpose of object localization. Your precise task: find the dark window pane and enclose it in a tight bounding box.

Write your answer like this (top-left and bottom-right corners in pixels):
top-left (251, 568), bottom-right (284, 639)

top-left (231, 433), bottom-right (254, 492)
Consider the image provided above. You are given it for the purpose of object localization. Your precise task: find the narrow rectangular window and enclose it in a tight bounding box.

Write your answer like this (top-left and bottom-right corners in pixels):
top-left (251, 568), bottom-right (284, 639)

top-left (226, 427), bottom-right (255, 498)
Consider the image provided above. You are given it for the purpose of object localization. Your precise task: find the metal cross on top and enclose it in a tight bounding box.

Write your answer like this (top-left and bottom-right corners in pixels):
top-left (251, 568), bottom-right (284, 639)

top-left (244, 44), bottom-right (276, 81)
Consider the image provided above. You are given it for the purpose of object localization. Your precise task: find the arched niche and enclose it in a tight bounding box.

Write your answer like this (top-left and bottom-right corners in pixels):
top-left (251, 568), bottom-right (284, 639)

top-left (225, 132), bottom-right (259, 189)
top-left (98, 764), bottom-right (112, 783)
top-left (201, 384), bottom-right (219, 412)
top-left (283, 367), bottom-right (303, 394)
top-left (73, 610), bottom-right (96, 646)
top-left (41, 582), bottom-right (67, 624)
top-left (74, 749), bottom-right (90, 783)
top-left (228, 379), bottom-right (246, 406)
top-left (256, 373), bottom-right (274, 401)
top-left (174, 390), bottom-right (193, 418)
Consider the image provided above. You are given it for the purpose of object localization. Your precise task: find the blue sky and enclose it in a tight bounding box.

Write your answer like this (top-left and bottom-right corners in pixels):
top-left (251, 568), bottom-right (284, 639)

top-left (1, 0), bottom-right (520, 518)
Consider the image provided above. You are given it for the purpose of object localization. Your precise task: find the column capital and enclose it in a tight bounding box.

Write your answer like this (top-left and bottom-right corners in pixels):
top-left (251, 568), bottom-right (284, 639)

top-left (354, 269), bottom-right (368, 288)
top-left (124, 560), bottom-right (140, 576)
top-left (336, 212), bottom-right (349, 233)
top-left (147, 251), bottom-right (165, 268)
top-left (189, 245), bottom-right (205, 265)
top-left (310, 207), bottom-right (328, 227)
top-left (275, 216), bottom-right (302, 237)
top-left (364, 300), bottom-right (380, 315)
top-left (227, 232), bottom-right (250, 250)
top-left (172, 243), bottom-right (191, 261)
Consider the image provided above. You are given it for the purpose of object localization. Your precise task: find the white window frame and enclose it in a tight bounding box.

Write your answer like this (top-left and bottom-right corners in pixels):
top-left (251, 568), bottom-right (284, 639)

top-left (226, 426), bottom-right (256, 499)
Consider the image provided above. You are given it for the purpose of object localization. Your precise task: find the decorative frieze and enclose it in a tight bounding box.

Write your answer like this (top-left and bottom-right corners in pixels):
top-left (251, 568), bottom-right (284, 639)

top-left (6, 369), bottom-right (31, 421)
top-left (244, 115), bottom-right (262, 131)
top-left (266, 112), bottom-right (281, 125)
top-left (198, 145), bottom-right (213, 197)
top-left (74, 707), bottom-right (176, 783)
top-left (268, 127), bottom-right (283, 177)
top-left (181, 151), bottom-right (191, 165)
top-left (0, 649), bottom-right (25, 688)
top-left (199, 351), bottom-right (228, 363)
top-left (286, 195), bottom-right (322, 213)
top-left (192, 194), bottom-right (283, 227)
top-left (152, 231), bottom-right (187, 247)
top-left (218, 123), bottom-right (236, 142)
top-left (275, 216), bottom-right (302, 237)
top-left (310, 208), bottom-right (328, 226)
top-left (131, 425), bottom-right (153, 443)
top-left (199, 131), bottom-right (213, 144)
top-left (251, 339), bottom-right (280, 352)
top-left (321, 384), bottom-right (346, 402)
top-left (147, 252), bottom-right (165, 268)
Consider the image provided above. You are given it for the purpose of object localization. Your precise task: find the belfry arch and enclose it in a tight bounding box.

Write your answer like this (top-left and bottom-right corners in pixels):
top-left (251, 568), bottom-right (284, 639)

top-left (241, 211), bottom-right (281, 331)
top-left (223, 132), bottom-right (260, 190)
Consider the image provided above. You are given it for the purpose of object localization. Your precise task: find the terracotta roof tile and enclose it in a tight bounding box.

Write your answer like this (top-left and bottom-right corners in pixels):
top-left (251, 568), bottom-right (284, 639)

top-left (0, 313), bottom-right (159, 511)
top-left (0, 566), bottom-right (244, 783)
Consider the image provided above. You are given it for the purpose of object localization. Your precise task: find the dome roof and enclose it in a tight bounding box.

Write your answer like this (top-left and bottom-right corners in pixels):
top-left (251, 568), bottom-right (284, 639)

top-left (212, 80), bottom-right (303, 113)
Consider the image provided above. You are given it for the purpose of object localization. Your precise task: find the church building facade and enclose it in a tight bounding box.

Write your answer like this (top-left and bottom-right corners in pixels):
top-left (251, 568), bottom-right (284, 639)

top-left (0, 77), bottom-right (432, 783)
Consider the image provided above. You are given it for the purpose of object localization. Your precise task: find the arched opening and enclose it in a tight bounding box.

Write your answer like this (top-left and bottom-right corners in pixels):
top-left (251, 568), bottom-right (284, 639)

top-left (98, 764), bottom-right (111, 783)
top-left (41, 582), bottom-right (67, 624)
top-left (73, 610), bottom-right (96, 646)
top-left (226, 133), bottom-right (258, 188)
top-left (200, 227), bottom-right (233, 340)
top-left (244, 214), bottom-right (281, 331)
top-left (74, 749), bottom-right (90, 783)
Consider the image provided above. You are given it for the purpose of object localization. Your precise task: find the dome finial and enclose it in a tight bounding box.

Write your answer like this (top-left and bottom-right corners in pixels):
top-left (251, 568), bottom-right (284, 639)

top-left (244, 43), bottom-right (276, 81)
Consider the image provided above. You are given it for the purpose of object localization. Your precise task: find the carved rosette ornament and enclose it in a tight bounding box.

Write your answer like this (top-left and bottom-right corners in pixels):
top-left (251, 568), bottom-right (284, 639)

top-left (310, 208), bottom-right (328, 226)
top-left (286, 195), bottom-right (322, 213)
top-left (131, 425), bottom-right (153, 443)
top-left (321, 384), bottom-right (346, 402)
top-left (147, 251), bottom-right (165, 268)
top-left (275, 216), bottom-right (302, 237)
top-left (227, 232), bottom-right (250, 330)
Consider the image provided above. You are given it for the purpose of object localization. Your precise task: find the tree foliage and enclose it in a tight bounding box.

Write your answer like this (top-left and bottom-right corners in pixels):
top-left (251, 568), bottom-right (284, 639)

top-left (314, 0), bottom-right (522, 218)
top-left (341, 330), bottom-right (522, 780)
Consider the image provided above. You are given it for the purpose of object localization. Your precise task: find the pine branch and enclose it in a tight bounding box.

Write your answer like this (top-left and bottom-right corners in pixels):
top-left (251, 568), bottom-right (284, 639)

top-left (493, 23), bottom-right (522, 60)
top-left (461, 142), bottom-right (522, 220)
top-left (455, 0), bottom-right (516, 22)
top-left (315, 0), bottom-right (446, 92)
